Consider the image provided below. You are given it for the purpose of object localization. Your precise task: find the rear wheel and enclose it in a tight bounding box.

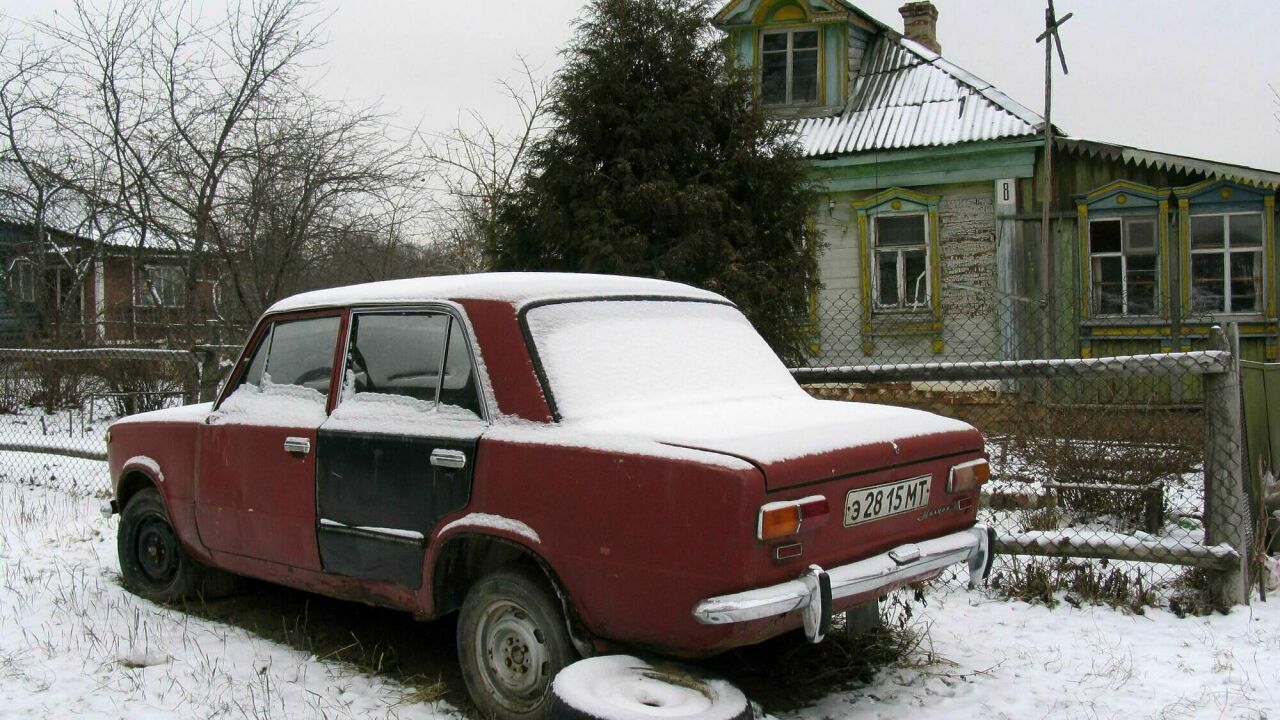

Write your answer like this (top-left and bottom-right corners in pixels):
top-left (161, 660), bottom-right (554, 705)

top-left (117, 488), bottom-right (234, 602)
top-left (457, 569), bottom-right (576, 720)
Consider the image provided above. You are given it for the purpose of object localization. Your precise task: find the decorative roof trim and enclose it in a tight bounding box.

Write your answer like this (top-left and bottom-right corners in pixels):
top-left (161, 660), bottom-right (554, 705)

top-left (1058, 138), bottom-right (1280, 191)
top-left (1075, 179), bottom-right (1166, 206)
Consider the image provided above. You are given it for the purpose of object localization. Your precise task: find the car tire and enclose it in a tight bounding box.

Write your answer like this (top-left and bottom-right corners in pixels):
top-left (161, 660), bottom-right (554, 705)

top-left (457, 569), bottom-right (576, 720)
top-left (547, 655), bottom-right (752, 720)
top-left (117, 488), bottom-right (234, 602)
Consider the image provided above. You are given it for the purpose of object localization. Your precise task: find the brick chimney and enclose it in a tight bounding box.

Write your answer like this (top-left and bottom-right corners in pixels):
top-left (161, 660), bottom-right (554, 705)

top-left (899, 2), bottom-right (941, 55)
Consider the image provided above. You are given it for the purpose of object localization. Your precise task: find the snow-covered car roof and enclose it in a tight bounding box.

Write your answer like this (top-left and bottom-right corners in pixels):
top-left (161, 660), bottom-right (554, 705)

top-left (266, 272), bottom-right (727, 313)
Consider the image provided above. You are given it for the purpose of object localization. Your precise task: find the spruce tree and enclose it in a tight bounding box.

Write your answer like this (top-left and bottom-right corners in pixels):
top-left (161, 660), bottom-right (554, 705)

top-left (491, 0), bottom-right (821, 363)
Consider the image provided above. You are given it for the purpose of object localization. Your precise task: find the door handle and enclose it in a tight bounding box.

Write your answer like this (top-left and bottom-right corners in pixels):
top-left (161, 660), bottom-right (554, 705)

top-left (283, 437), bottom-right (312, 455)
top-left (430, 448), bottom-right (467, 469)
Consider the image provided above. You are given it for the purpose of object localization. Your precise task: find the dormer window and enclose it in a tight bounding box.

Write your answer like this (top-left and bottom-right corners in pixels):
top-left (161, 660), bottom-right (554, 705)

top-left (760, 28), bottom-right (818, 106)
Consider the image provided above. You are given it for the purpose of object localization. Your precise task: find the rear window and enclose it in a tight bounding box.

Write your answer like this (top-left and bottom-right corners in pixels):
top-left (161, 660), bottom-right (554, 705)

top-left (524, 300), bottom-right (805, 421)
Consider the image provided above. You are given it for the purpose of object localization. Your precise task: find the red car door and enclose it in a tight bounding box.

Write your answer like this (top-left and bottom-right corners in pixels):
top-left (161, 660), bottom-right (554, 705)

top-left (195, 311), bottom-right (345, 570)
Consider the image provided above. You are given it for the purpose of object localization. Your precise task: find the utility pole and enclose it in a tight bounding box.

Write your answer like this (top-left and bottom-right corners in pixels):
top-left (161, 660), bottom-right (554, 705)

top-left (1036, 1), bottom-right (1071, 355)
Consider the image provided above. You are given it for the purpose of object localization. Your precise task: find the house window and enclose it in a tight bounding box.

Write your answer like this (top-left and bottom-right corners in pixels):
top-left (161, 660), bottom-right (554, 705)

top-left (873, 215), bottom-right (929, 311)
top-left (760, 28), bottom-right (818, 106)
top-left (1189, 212), bottom-right (1263, 314)
top-left (10, 260), bottom-right (35, 303)
top-left (138, 265), bottom-right (185, 307)
top-left (1089, 217), bottom-right (1158, 316)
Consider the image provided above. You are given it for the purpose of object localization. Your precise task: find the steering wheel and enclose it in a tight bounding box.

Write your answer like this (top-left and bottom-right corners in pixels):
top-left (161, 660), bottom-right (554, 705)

top-left (349, 345), bottom-right (374, 392)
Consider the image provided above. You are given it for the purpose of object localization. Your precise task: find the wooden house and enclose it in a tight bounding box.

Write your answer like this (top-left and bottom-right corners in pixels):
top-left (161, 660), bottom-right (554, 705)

top-left (0, 220), bottom-right (222, 346)
top-left (713, 0), bottom-right (1280, 367)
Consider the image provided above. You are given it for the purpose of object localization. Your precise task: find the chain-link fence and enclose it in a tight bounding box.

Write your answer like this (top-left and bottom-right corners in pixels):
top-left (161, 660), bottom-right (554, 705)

top-left (0, 347), bottom-right (231, 498)
top-left (0, 285), bottom-right (1264, 609)
top-left (800, 287), bottom-right (1263, 608)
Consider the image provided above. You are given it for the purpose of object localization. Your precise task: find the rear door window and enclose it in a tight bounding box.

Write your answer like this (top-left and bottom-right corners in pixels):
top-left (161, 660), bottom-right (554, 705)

top-left (331, 310), bottom-right (485, 429)
top-left (347, 312), bottom-right (449, 404)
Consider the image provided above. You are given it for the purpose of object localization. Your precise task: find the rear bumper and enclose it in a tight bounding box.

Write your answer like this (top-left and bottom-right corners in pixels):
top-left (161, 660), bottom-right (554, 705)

top-left (691, 524), bottom-right (994, 642)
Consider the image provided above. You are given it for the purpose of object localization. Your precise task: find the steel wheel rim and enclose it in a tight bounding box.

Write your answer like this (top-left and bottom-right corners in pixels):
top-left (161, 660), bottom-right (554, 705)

top-left (136, 515), bottom-right (179, 584)
top-left (475, 599), bottom-right (549, 710)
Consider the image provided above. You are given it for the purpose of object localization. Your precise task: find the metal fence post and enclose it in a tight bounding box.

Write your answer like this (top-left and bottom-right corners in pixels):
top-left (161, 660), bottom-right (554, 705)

top-left (1203, 325), bottom-right (1251, 606)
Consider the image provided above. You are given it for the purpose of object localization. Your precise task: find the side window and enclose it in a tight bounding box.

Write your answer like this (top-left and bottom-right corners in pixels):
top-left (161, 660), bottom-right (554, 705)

top-left (215, 315), bottom-right (340, 422)
top-left (440, 319), bottom-right (483, 418)
top-left (263, 316), bottom-right (342, 392)
top-left (338, 311), bottom-right (484, 422)
top-left (347, 313), bottom-right (449, 404)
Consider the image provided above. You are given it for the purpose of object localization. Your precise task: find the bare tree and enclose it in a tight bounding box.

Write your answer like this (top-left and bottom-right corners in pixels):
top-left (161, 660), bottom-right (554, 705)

top-left (40, 0), bottom-right (325, 344)
top-left (5, 0), bottom-right (538, 353)
top-left (422, 59), bottom-right (551, 273)
top-left (212, 96), bottom-right (426, 324)
top-left (0, 27), bottom-right (93, 345)
top-left (36, 0), bottom-right (430, 343)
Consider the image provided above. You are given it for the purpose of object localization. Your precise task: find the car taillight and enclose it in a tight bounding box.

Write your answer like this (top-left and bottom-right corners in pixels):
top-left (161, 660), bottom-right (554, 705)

top-left (948, 459), bottom-right (990, 493)
top-left (757, 495), bottom-right (829, 541)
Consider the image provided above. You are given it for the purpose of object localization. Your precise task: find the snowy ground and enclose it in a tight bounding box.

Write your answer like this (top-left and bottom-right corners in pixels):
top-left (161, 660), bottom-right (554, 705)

top-left (2, 465), bottom-right (1278, 719)
top-left (0, 478), bottom-right (449, 719)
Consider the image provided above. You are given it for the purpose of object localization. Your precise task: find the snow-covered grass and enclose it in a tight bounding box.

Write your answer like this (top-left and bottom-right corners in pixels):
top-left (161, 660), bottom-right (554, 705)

top-left (3, 462), bottom-right (1278, 719)
top-left (797, 591), bottom-right (1280, 720)
top-left (0, 478), bottom-right (454, 719)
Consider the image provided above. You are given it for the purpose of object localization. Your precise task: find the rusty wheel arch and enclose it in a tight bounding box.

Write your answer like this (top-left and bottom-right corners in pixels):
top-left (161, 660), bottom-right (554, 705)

top-left (432, 533), bottom-right (596, 657)
top-left (116, 469), bottom-right (160, 511)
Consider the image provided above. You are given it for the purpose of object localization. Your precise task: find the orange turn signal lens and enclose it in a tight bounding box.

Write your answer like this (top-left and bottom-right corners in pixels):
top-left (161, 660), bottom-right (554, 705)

top-left (758, 504), bottom-right (801, 541)
top-left (948, 459), bottom-right (990, 493)
top-left (757, 495), bottom-right (829, 541)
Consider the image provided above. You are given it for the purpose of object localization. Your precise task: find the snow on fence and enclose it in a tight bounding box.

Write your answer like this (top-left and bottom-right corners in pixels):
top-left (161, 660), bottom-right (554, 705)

top-left (793, 326), bottom-right (1256, 607)
top-left (0, 328), bottom-right (1259, 607)
top-left (0, 344), bottom-right (239, 493)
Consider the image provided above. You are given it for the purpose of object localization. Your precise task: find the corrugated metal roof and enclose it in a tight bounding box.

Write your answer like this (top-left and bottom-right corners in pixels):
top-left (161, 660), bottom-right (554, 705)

top-left (795, 35), bottom-right (1044, 157)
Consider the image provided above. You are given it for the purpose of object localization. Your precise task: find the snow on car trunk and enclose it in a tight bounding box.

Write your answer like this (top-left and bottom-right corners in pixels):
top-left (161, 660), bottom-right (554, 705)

top-left (525, 299), bottom-right (981, 489)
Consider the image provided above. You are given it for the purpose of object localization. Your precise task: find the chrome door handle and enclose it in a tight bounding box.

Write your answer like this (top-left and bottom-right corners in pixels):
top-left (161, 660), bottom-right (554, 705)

top-left (430, 448), bottom-right (467, 469)
top-left (283, 437), bottom-right (312, 455)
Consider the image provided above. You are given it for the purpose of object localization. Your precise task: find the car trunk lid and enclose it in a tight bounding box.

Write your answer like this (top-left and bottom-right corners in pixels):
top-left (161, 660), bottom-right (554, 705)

top-left (587, 397), bottom-right (983, 490)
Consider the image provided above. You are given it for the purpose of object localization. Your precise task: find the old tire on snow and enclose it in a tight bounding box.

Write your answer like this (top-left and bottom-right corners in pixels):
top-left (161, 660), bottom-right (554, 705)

top-left (548, 655), bottom-right (752, 720)
top-left (117, 488), bottom-right (235, 602)
top-left (457, 569), bottom-right (576, 720)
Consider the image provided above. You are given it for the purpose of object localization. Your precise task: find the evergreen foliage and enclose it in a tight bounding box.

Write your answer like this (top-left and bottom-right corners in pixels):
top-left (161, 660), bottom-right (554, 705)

top-left (491, 0), bottom-right (821, 363)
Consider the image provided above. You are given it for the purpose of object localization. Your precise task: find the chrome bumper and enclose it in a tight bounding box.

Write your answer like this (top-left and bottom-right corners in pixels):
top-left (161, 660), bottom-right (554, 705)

top-left (692, 524), bottom-right (994, 642)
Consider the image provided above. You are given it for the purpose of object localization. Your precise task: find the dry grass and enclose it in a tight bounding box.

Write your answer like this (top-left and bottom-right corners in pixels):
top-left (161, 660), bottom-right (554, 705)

top-left (702, 588), bottom-right (937, 712)
top-left (989, 557), bottom-right (1160, 613)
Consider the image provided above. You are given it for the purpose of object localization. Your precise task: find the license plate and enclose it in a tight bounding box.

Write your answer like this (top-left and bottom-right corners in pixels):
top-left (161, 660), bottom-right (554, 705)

top-left (843, 475), bottom-right (932, 527)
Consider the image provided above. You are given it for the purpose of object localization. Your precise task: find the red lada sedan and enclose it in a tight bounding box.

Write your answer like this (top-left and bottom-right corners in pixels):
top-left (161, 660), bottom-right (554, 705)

top-left (104, 273), bottom-right (991, 719)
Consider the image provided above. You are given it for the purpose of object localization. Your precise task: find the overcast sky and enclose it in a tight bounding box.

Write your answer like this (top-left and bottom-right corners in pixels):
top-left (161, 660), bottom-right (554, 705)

top-left (10, 0), bottom-right (1280, 171)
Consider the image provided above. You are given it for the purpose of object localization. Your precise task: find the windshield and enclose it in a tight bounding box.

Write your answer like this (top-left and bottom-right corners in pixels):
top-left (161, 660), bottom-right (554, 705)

top-left (524, 300), bottom-right (807, 421)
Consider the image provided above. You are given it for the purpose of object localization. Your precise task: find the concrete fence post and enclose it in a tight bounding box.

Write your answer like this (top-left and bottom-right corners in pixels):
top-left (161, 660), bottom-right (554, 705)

top-left (1203, 324), bottom-right (1252, 606)
top-left (196, 348), bottom-right (223, 403)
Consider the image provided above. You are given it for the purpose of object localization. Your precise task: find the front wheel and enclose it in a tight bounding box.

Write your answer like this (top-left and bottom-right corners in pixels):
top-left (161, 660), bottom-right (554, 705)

top-left (117, 488), bottom-right (232, 602)
top-left (457, 569), bottom-right (576, 720)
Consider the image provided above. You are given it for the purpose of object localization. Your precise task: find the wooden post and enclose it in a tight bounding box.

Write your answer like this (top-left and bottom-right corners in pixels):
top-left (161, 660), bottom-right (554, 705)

top-left (1038, 8), bottom-right (1054, 359)
top-left (1203, 325), bottom-right (1251, 606)
top-left (1035, 2), bottom-right (1070, 359)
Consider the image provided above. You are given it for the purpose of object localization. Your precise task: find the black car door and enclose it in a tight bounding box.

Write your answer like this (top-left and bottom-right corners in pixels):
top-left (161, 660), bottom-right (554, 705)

top-left (315, 309), bottom-right (487, 588)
